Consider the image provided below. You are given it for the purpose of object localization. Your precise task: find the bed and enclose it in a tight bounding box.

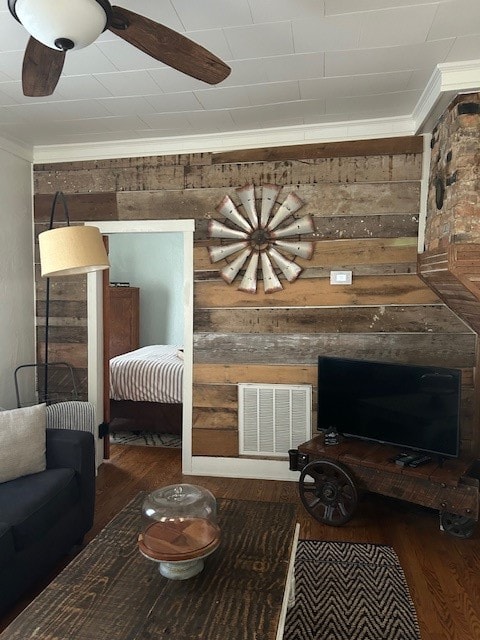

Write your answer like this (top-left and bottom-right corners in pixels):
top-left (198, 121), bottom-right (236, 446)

top-left (109, 344), bottom-right (183, 436)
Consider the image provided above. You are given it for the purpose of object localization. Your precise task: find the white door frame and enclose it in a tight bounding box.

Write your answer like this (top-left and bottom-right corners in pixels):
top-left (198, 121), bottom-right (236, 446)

top-left (85, 219), bottom-right (195, 473)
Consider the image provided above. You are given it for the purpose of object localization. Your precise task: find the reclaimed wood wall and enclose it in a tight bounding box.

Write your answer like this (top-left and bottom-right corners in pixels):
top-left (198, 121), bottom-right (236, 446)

top-left (33, 134), bottom-right (478, 459)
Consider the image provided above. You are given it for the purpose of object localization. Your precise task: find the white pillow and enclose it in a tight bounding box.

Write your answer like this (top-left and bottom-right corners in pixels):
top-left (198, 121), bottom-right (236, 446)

top-left (0, 404), bottom-right (46, 483)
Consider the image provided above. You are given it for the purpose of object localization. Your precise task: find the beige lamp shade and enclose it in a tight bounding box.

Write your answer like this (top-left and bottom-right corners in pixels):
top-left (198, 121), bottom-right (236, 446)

top-left (39, 225), bottom-right (109, 277)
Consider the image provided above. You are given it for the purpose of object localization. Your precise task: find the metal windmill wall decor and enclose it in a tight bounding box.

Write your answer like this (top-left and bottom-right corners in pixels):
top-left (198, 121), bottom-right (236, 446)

top-left (207, 184), bottom-right (315, 294)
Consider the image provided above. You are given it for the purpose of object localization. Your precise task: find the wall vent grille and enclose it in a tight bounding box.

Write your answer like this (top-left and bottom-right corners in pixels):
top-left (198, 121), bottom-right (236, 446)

top-left (238, 383), bottom-right (312, 457)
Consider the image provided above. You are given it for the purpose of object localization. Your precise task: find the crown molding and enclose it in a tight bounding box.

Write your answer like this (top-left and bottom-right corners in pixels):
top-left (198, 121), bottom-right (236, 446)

top-left (32, 114), bottom-right (415, 164)
top-left (414, 59), bottom-right (480, 133)
top-left (0, 134), bottom-right (33, 162)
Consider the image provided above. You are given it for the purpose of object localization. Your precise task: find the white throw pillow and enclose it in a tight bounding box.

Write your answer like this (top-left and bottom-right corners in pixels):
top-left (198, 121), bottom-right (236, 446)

top-left (0, 404), bottom-right (47, 483)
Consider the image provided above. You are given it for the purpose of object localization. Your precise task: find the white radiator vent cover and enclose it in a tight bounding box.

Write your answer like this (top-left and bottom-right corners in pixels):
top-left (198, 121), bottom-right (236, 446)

top-left (238, 383), bottom-right (312, 457)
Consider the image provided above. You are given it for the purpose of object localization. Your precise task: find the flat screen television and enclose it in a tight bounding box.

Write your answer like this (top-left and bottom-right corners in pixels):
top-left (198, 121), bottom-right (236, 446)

top-left (317, 356), bottom-right (461, 458)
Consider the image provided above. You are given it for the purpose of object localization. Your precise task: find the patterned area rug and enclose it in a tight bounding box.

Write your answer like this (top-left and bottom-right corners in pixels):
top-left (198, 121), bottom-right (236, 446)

top-left (110, 431), bottom-right (181, 448)
top-left (284, 540), bottom-right (421, 640)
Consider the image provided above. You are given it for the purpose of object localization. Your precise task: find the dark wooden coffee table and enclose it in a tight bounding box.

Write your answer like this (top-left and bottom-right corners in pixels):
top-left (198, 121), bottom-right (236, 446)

top-left (1, 495), bottom-right (298, 640)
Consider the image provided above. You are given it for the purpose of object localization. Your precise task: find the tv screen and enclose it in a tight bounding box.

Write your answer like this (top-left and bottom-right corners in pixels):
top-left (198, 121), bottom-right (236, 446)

top-left (317, 356), bottom-right (461, 458)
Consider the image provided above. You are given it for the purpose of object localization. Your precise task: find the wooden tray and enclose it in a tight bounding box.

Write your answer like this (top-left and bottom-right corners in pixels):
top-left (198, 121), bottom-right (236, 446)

top-left (138, 518), bottom-right (221, 562)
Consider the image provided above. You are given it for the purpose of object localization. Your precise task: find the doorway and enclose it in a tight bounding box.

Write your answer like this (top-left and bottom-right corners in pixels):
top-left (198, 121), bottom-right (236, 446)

top-left (86, 220), bottom-right (195, 474)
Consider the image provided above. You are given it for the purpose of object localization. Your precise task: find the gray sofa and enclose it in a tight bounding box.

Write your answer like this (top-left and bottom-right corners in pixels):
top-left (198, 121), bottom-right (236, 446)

top-left (0, 428), bottom-right (95, 617)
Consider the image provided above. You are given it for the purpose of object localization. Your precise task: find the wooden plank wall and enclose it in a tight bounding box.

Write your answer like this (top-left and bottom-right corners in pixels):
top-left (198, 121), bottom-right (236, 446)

top-left (32, 135), bottom-right (478, 459)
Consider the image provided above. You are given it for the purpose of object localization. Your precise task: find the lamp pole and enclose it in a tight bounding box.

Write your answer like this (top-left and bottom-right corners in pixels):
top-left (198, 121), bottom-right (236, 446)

top-left (43, 191), bottom-right (71, 403)
top-left (38, 191), bottom-right (108, 404)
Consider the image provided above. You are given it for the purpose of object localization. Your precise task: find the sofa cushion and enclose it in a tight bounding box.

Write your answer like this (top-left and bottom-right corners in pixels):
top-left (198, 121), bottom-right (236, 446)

top-left (0, 523), bottom-right (14, 571)
top-left (0, 468), bottom-right (80, 551)
top-left (0, 404), bottom-right (46, 483)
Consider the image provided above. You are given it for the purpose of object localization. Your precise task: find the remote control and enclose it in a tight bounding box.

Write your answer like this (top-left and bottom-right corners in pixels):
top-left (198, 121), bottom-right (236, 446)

top-left (395, 454), bottom-right (419, 467)
top-left (389, 452), bottom-right (410, 463)
top-left (407, 455), bottom-right (432, 468)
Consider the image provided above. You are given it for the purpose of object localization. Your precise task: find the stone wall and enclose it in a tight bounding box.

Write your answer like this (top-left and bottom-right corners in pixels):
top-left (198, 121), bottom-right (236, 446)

top-left (426, 93), bottom-right (480, 250)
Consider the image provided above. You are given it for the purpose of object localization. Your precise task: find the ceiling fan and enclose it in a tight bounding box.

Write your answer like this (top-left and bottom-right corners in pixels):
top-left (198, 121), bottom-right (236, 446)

top-left (8, 0), bottom-right (231, 97)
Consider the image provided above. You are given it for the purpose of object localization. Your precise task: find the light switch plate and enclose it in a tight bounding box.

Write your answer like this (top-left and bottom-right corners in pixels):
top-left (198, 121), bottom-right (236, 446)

top-left (330, 270), bottom-right (352, 285)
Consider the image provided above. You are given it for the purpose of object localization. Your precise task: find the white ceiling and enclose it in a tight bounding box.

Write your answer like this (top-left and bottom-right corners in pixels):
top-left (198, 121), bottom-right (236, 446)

top-left (0, 0), bottom-right (479, 151)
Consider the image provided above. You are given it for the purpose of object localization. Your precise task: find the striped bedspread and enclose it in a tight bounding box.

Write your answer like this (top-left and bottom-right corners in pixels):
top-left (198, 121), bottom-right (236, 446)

top-left (109, 345), bottom-right (183, 404)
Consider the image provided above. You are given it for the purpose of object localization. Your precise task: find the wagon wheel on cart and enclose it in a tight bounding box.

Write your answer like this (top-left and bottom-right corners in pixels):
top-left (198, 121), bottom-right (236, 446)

top-left (439, 512), bottom-right (476, 538)
top-left (299, 459), bottom-right (358, 526)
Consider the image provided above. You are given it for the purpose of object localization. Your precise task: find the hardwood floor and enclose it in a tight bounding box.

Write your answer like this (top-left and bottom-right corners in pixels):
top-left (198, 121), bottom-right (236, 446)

top-left (2, 444), bottom-right (480, 638)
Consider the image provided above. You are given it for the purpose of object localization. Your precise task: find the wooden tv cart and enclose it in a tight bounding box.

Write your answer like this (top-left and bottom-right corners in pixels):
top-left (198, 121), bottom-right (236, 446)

top-left (297, 434), bottom-right (479, 537)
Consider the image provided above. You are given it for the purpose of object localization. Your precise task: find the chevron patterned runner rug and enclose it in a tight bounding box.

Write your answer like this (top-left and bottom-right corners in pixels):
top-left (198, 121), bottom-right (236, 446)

top-left (110, 431), bottom-right (181, 448)
top-left (284, 540), bottom-right (421, 640)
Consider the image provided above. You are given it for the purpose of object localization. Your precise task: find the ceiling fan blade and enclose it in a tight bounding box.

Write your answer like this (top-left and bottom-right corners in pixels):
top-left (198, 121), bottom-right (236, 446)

top-left (22, 37), bottom-right (65, 97)
top-left (109, 6), bottom-right (231, 84)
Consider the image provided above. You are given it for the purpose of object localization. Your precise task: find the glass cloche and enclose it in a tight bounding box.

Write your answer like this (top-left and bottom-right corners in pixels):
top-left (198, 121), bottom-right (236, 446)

top-left (138, 484), bottom-right (220, 580)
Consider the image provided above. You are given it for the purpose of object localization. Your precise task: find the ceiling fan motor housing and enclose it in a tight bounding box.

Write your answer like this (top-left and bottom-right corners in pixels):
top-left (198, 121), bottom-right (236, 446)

top-left (9, 0), bottom-right (112, 50)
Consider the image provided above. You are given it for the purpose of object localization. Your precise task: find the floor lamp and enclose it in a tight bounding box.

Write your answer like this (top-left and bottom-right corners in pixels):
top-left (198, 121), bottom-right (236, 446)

top-left (37, 191), bottom-right (109, 403)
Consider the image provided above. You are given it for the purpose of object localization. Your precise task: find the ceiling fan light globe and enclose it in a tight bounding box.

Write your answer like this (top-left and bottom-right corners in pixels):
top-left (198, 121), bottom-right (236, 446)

top-left (14, 0), bottom-right (108, 50)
